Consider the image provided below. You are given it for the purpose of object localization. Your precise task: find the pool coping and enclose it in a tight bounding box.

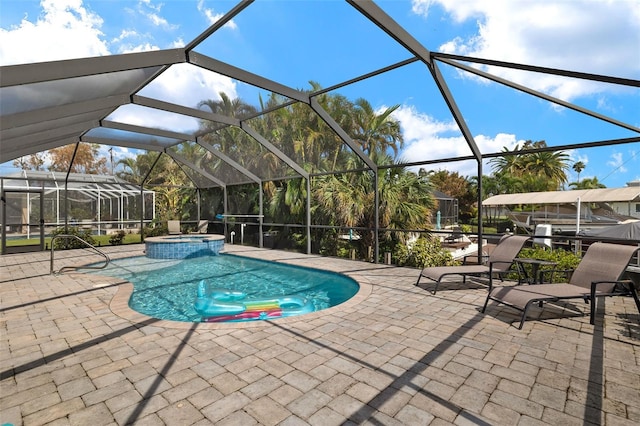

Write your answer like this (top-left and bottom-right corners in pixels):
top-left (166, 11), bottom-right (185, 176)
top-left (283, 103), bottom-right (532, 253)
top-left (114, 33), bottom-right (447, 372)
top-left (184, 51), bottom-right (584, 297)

top-left (104, 248), bottom-right (374, 330)
top-left (144, 234), bottom-right (225, 243)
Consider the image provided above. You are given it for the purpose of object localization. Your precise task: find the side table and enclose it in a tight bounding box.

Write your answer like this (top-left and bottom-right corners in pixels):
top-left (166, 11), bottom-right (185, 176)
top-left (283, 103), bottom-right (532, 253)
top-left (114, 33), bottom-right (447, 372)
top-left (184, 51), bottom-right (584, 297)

top-left (514, 258), bottom-right (557, 284)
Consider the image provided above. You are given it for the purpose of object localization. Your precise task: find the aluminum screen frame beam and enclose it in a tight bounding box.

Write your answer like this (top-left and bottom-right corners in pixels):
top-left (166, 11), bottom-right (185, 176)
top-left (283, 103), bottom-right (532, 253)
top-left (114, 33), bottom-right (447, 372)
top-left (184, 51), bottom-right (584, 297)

top-left (0, 49), bottom-right (186, 87)
top-left (197, 140), bottom-right (262, 184)
top-left (133, 95), bottom-right (240, 126)
top-left (240, 122), bottom-right (309, 180)
top-left (185, 0), bottom-right (254, 53)
top-left (1, 95), bottom-right (131, 130)
top-left (309, 97), bottom-right (378, 172)
top-left (189, 52), bottom-right (310, 104)
top-left (347, 0), bottom-right (432, 65)
top-left (433, 52), bottom-right (640, 88)
top-left (164, 150), bottom-right (226, 189)
top-left (2, 136), bottom-right (81, 162)
top-left (100, 120), bottom-right (196, 142)
top-left (2, 121), bottom-right (99, 152)
top-left (80, 136), bottom-right (167, 152)
top-left (437, 57), bottom-right (640, 134)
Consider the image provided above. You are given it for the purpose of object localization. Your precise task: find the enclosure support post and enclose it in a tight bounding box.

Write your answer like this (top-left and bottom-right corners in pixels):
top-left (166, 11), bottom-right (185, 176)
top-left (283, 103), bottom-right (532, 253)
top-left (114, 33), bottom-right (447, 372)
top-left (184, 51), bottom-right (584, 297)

top-left (139, 186), bottom-right (145, 242)
top-left (26, 192), bottom-right (31, 239)
top-left (1, 179), bottom-right (4, 254)
top-left (306, 177), bottom-right (311, 255)
top-left (259, 182), bottom-right (264, 248)
top-left (374, 169), bottom-right (379, 264)
top-left (196, 188), bottom-right (201, 222)
top-left (63, 143), bottom-right (80, 233)
top-left (476, 161), bottom-right (483, 257)
top-left (223, 187), bottom-right (228, 242)
top-left (97, 186), bottom-right (101, 236)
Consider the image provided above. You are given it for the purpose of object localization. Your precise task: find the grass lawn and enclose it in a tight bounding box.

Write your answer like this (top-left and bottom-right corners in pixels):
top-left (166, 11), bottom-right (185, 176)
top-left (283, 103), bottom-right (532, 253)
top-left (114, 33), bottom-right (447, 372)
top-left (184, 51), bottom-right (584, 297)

top-left (2, 233), bottom-right (143, 254)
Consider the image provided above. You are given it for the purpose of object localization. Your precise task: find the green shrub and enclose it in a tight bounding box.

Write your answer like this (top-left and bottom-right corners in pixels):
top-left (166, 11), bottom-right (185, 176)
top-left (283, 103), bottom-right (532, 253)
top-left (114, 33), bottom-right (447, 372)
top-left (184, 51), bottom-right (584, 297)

top-left (50, 226), bottom-right (96, 249)
top-left (394, 236), bottom-right (459, 268)
top-left (144, 219), bottom-right (166, 237)
top-left (517, 247), bottom-right (581, 283)
top-left (108, 230), bottom-right (126, 245)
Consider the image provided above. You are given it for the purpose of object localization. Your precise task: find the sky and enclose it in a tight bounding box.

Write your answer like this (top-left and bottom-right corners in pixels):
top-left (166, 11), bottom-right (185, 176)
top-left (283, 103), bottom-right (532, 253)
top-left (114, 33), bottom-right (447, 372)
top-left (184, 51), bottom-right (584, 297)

top-left (1, 0), bottom-right (639, 188)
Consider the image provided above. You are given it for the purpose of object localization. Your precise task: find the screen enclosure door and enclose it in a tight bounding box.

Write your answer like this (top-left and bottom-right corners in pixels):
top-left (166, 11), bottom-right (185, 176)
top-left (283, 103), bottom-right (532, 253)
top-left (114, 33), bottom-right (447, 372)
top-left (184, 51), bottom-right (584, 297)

top-left (1, 190), bottom-right (45, 254)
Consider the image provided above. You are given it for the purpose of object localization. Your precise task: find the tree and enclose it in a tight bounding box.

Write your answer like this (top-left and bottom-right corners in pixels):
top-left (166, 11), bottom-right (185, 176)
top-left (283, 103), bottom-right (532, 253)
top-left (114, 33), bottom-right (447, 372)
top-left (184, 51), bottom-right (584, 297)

top-left (572, 161), bottom-right (585, 183)
top-left (489, 140), bottom-right (570, 192)
top-left (314, 152), bottom-right (435, 257)
top-left (426, 169), bottom-right (476, 222)
top-left (48, 143), bottom-right (108, 174)
top-left (350, 98), bottom-right (403, 158)
top-left (13, 152), bottom-right (46, 170)
top-left (569, 176), bottom-right (606, 189)
top-left (199, 92), bottom-right (257, 120)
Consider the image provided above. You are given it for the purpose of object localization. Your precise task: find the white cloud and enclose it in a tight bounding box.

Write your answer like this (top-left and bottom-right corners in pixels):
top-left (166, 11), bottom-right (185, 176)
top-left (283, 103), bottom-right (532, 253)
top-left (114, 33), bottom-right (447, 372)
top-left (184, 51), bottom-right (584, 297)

top-left (412, 0), bottom-right (640, 102)
top-left (111, 29), bottom-right (138, 43)
top-left (197, 0), bottom-right (237, 30)
top-left (106, 63), bottom-right (238, 133)
top-left (169, 38), bottom-right (186, 49)
top-left (137, 0), bottom-right (178, 30)
top-left (393, 105), bottom-right (521, 177)
top-left (106, 104), bottom-right (201, 134)
top-left (138, 63), bottom-right (238, 109)
top-left (569, 151), bottom-right (589, 168)
top-left (1, 0), bottom-right (239, 139)
top-left (0, 0), bottom-right (109, 65)
top-left (118, 42), bottom-right (160, 54)
top-left (607, 151), bottom-right (627, 173)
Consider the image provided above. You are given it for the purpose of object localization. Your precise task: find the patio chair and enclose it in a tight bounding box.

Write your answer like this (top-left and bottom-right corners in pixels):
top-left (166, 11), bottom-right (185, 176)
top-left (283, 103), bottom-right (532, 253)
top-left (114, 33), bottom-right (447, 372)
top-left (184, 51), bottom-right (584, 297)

top-left (415, 234), bottom-right (531, 295)
top-left (482, 242), bottom-right (640, 329)
top-left (443, 225), bottom-right (463, 243)
top-left (167, 220), bottom-right (181, 235)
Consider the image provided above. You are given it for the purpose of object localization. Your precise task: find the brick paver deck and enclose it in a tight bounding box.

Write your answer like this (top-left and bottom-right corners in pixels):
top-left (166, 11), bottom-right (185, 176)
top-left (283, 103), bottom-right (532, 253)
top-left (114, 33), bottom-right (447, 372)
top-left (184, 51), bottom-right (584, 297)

top-left (1, 244), bottom-right (639, 425)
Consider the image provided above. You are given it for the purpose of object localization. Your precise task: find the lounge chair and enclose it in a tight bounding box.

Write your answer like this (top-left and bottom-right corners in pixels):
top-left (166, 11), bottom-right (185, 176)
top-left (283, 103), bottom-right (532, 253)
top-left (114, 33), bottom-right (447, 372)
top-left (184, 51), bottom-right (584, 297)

top-left (482, 242), bottom-right (640, 329)
top-left (415, 235), bottom-right (531, 294)
top-left (167, 220), bottom-right (181, 235)
top-left (443, 226), bottom-right (463, 243)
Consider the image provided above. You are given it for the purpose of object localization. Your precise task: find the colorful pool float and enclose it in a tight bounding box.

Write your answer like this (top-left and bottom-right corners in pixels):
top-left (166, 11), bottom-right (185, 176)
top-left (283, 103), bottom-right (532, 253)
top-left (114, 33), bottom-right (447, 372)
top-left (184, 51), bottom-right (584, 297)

top-left (194, 280), bottom-right (315, 322)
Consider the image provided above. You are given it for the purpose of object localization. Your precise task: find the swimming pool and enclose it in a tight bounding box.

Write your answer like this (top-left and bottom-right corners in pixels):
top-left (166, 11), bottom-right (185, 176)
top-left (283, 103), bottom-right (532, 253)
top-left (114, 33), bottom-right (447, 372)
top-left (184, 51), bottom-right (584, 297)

top-left (90, 254), bottom-right (359, 322)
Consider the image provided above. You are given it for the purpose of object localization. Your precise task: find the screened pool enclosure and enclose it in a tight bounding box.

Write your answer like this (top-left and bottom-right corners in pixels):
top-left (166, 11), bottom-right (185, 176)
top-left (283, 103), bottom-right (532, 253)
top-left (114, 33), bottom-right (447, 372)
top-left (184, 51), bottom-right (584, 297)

top-left (0, 170), bottom-right (155, 252)
top-left (1, 1), bottom-right (638, 259)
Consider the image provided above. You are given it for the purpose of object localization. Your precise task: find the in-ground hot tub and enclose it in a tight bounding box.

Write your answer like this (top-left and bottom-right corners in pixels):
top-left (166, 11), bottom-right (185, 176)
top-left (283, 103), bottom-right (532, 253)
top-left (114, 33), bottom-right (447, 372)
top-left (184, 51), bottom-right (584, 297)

top-left (145, 234), bottom-right (225, 259)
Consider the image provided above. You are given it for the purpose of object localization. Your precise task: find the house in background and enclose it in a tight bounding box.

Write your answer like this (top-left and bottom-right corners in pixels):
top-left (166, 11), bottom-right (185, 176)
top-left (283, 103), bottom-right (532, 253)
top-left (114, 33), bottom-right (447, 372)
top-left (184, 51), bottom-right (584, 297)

top-left (609, 180), bottom-right (640, 220)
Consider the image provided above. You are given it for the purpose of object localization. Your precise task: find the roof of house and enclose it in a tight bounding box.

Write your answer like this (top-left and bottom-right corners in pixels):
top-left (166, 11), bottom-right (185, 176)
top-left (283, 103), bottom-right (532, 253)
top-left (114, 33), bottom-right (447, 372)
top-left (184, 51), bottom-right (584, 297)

top-left (482, 187), bottom-right (640, 206)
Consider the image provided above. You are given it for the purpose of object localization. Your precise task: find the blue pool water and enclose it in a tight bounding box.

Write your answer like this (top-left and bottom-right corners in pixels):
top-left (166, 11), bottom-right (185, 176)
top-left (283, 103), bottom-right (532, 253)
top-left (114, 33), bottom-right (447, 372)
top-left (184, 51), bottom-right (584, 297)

top-left (89, 254), bottom-right (359, 322)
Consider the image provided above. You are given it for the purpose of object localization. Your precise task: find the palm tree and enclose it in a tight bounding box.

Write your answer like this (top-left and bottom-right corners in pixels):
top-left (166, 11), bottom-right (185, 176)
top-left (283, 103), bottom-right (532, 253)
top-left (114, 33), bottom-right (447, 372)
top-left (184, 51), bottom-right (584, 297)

top-left (350, 98), bottom-right (403, 158)
top-left (490, 140), bottom-right (569, 192)
top-left (117, 151), bottom-right (165, 185)
top-left (314, 153), bottom-right (434, 256)
top-left (199, 92), bottom-right (257, 120)
top-left (572, 161), bottom-right (586, 183)
top-left (489, 146), bottom-right (527, 177)
top-left (524, 150), bottom-right (570, 190)
top-left (569, 176), bottom-right (606, 189)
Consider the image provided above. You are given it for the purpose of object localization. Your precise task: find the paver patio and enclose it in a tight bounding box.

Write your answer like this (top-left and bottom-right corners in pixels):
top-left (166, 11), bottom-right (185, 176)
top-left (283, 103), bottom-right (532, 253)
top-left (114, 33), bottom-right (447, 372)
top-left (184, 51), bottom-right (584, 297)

top-left (1, 243), bottom-right (639, 425)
